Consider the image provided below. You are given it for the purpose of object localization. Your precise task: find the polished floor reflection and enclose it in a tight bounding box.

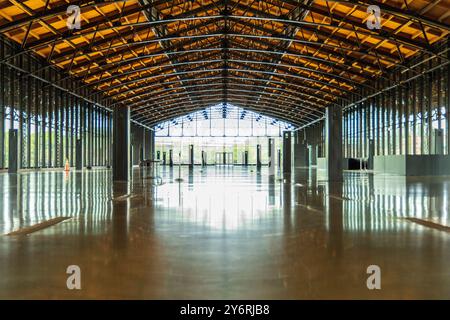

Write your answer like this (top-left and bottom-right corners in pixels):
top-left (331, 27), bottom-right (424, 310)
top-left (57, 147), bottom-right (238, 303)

top-left (0, 166), bottom-right (449, 299)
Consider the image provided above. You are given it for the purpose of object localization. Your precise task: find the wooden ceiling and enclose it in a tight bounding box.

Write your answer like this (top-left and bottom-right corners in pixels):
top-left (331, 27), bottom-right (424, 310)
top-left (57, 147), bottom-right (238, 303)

top-left (0, 0), bottom-right (449, 127)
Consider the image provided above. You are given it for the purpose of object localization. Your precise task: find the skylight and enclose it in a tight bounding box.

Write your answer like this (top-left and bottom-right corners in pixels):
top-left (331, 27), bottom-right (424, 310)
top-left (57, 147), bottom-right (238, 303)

top-left (154, 103), bottom-right (296, 137)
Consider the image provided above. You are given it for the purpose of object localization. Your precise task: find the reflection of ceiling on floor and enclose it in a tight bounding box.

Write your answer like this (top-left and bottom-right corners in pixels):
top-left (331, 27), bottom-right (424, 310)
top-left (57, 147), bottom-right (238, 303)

top-left (0, 0), bottom-right (448, 127)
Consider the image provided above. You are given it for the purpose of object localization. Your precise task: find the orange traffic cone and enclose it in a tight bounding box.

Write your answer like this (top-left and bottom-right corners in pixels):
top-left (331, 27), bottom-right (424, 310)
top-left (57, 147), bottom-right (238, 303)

top-left (64, 158), bottom-right (70, 172)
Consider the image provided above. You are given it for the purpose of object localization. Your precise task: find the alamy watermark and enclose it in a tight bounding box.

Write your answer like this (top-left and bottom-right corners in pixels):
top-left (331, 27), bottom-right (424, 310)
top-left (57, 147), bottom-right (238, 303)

top-left (64, 264), bottom-right (380, 291)
top-left (367, 5), bottom-right (382, 30)
top-left (66, 5), bottom-right (81, 30)
top-left (66, 265), bottom-right (81, 290)
top-left (65, 4), bottom-right (381, 32)
top-left (366, 265), bottom-right (381, 290)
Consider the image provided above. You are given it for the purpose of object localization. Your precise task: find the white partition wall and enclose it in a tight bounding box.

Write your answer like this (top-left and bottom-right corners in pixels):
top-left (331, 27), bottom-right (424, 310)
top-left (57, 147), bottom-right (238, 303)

top-left (268, 138), bottom-right (275, 176)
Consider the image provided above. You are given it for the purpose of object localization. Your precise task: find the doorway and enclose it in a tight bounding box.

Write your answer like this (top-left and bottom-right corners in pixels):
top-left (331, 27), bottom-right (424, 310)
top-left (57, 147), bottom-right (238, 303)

top-left (215, 152), bottom-right (233, 165)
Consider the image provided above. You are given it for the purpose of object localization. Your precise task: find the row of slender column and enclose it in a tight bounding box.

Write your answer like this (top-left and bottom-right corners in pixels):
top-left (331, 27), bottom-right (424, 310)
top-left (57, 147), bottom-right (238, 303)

top-left (111, 116), bottom-right (293, 181)
top-left (111, 105), bottom-right (340, 182)
top-left (155, 143), bottom-right (287, 167)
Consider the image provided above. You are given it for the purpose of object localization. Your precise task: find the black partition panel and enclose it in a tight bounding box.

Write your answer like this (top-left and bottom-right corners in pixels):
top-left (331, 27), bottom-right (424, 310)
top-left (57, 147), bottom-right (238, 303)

top-left (76, 139), bottom-right (83, 170)
top-left (256, 144), bottom-right (261, 167)
top-left (8, 129), bottom-right (18, 173)
top-left (283, 131), bottom-right (292, 174)
top-left (189, 144), bottom-right (194, 168)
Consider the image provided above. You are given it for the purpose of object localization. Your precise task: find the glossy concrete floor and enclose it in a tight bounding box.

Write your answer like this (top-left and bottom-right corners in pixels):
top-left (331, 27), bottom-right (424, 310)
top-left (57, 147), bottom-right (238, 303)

top-left (0, 165), bottom-right (449, 299)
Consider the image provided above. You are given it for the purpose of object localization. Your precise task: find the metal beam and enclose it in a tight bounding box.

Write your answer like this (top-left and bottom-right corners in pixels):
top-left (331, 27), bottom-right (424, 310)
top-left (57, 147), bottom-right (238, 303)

top-left (106, 75), bottom-right (341, 106)
top-left (131, 91), bottom-right (323, 120)
top-left (125, 83), bottom-right (328, 112)
top-left (94, 66), bottom-right (353, 100)
top-left (81, 54), bottom-right (367, 92)
top-left (138, 102), bottom-right (308, 127)
top-left (132, 95), bottom-right (320, 124)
